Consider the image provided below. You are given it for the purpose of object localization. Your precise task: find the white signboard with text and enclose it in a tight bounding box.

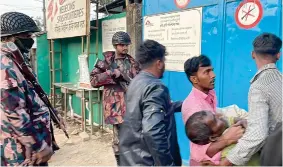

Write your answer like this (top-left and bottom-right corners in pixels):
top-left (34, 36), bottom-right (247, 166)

top-left (46, 0), bottom-right (89, 39)
top-left (102, 17), bottom-right (127, 52)
top-left (144, 8), bottom-right (202, 72)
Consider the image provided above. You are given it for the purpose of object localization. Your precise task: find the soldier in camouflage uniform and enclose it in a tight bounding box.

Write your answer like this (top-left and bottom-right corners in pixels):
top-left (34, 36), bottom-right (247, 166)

top-left (0, 12), bottom-right (63, 166)
top-left (90, 31), bottom-right (140, 165)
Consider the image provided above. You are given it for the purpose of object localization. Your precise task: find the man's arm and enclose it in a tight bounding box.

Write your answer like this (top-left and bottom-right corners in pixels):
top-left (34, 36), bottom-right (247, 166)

top-left (223, 88), bottom-right (269, 165)
top-left (90, 67), bottom-right (117, 87)
top-left (169, 101), bottom-right (183, 113)
top-left (206, 140), bottom-right (229, 157)
top-left (206, 125), bottom-right (244, 158)
top-left (141, 84), bottom-right (174, 166)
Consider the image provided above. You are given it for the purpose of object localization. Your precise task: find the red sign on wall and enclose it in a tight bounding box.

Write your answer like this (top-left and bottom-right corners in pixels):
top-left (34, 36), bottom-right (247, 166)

top-left (235, 0), bottom-right (263, 29)
top-left (174, 0), bottom-right (190, 9)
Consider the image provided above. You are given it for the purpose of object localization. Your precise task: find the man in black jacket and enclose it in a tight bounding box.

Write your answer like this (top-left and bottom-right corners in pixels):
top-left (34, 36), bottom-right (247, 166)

top-left (118, 40), bottom-right (182, 166)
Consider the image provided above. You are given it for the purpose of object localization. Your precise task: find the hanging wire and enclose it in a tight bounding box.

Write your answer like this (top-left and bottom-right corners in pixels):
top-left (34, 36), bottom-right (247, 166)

top-left (99, 0), bottom-right (110, 16)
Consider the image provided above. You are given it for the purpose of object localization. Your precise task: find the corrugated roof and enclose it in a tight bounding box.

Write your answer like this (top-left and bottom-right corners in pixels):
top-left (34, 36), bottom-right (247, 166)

top-left (98, 0), bottom-right (125, 14)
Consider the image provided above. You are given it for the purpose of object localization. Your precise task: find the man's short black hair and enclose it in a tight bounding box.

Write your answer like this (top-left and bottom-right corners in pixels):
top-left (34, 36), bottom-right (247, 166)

top-left (185, 111), bottom-right (212, 145)
top-left (184, 55), bottom-right (211, 82)
top-left (253, 33), bottom-right (282, 56)
top-left (136, 40), bottom-right (166, 69)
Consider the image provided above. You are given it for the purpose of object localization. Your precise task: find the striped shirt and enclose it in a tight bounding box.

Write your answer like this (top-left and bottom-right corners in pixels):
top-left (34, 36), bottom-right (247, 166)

top-left (227, 63), bottom-right (282, 165)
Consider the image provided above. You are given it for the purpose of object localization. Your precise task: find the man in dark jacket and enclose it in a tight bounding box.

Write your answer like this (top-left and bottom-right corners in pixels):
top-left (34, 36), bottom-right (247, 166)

top-left (119, 40), bottom-right (182, 166)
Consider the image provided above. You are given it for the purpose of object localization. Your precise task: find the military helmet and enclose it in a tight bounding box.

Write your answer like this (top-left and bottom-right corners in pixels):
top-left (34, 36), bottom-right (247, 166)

top-left (1, 12), bottom-right (40, 37)
top-left (112, 31), bottom-right (131, 45)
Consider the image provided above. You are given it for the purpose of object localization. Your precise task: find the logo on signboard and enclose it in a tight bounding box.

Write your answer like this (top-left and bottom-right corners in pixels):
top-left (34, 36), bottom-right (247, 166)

top-left (144, 17), bottom-right (154, 27)
top-left (59, 0), bottom-right (66, 5)
top-left (47, 0), bottom-right (60, 22)
top-left (235, 0), bottom-right (263, 29)
top-left (174, 0), bottom-right (190, 9)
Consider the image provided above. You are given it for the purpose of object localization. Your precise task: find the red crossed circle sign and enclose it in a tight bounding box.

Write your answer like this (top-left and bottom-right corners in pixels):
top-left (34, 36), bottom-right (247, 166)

top-left (235, 0), bottom-right (263, 29)
top-left (174, 0), bottom-right (190, 9)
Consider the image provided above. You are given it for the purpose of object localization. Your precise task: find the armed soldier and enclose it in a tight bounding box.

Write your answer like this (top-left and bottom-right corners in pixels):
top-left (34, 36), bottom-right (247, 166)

top-left (90, 31), bottom-right (140, 165)
top-left (0, 12), bottom-right (66, 166)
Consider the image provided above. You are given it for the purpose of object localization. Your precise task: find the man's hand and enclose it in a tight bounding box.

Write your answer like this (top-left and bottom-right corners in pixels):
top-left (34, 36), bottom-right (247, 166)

top-left (200, 160), bottom-right (217, 166)
top-left (219, 158), bottom-right (233, 166)
top-left (35, 146), bottom-right (53, 164)
top-left (220, 126), bottom-right (245, 145)
top-left (233, 118), bottom-right (247, 129)
top-left (112, 69), bottom-right (121, 78)
top-left (106, 69), bottom-right (121, 78)
top-left (120, 71), bottom-right (132, 82)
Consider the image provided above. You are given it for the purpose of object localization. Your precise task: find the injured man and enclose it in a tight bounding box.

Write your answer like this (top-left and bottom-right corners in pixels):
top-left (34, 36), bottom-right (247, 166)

top-left (185, 105), bottom-right (260, 166)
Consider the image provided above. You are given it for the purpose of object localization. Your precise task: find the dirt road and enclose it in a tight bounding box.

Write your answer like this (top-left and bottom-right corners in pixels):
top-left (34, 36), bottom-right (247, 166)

top-left (49, 120), bottom-right (116, 166)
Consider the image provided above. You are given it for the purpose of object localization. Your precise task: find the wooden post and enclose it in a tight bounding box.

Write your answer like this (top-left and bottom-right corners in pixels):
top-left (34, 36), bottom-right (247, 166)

top-left (126, 2), bottom-right (142, 58)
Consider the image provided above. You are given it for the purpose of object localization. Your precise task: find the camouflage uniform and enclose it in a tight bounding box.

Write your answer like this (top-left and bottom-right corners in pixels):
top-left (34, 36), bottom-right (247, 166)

top-left (90, 51), bottom-right (140, 155)
top-left (90, 51), bottom-right (140, 124)
top-left (0, 42), bottom-right (52, 166)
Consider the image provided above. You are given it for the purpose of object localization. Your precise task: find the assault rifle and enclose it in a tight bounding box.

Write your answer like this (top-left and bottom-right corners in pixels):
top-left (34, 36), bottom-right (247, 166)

top-left (2, 42), bottom-right (69, 150)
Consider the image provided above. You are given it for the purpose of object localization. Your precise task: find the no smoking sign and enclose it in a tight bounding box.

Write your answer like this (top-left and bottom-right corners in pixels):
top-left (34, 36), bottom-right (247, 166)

top-left (235, 0), bottom-right (263, 29)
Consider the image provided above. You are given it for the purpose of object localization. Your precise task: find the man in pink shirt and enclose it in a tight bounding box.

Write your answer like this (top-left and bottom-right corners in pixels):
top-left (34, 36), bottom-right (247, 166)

top-left (182, 55), bottom-right (244, 166)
